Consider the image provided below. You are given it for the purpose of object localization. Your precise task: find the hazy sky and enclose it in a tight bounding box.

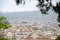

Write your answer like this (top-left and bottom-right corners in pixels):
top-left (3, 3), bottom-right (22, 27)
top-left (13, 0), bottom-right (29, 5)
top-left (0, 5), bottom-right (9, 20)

top-left (0, 0), bottom-right (39, 12)
top-left (0, 0), bottom-right (60, 12)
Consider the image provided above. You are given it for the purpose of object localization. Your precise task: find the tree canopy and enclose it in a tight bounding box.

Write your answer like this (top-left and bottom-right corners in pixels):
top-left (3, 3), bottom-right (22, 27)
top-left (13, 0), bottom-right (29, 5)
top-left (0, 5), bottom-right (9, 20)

top-left (0, 16), bottom-right (11, 40)
top-left (15, 0), bottom-right (25, 5)
top-left (0, 16), bottom-right (11, 29)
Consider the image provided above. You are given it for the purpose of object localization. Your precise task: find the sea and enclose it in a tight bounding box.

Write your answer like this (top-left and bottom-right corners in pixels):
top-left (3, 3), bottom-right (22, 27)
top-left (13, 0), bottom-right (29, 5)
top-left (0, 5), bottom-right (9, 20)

top-left (0, 9), bottom-right (58, 25)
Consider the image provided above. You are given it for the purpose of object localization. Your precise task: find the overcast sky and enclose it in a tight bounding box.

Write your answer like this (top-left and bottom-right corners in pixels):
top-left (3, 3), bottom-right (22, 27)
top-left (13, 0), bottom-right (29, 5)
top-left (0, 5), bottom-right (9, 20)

top-left (0, 0), bottom-right (60, 12)
top-left (0, 0), bottom-right (39, 12)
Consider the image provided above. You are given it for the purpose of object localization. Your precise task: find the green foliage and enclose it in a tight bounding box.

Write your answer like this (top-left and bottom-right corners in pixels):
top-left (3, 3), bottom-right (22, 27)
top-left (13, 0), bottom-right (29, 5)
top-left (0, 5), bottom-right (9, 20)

top-left (0, 16), bottom-right (11, 29)
top-left (0, 16), bottom-right (6, 21)
top-left (55, 35), bottom-right (60, 40)
top-left (0, 38), bottom-right (7, 40)
top-left (15, 0), bottom-right (25, 5)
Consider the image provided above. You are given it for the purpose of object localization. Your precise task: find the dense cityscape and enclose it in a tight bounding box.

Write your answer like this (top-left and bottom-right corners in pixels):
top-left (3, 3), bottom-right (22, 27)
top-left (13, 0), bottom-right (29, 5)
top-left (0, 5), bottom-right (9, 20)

top-left (3, 21), bottom-right (60, 40)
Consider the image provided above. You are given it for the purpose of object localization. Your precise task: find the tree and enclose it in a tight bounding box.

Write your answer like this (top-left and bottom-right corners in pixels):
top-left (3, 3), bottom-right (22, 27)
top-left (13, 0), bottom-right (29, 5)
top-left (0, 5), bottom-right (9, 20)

top-left (55, 35), bottom-right (60, 40)
top-left (0, 16), bottom-right (11, 40)
top-left (37, 0), bottom-right (52, 14)
top-left (15, 0), bottom-right (25, 5)
top-left (15, 0), bottom-right (60, 27)
top-left (53, 2), bottom-right (60, 27)
top-left (0, 16), bottom-right (11, 29)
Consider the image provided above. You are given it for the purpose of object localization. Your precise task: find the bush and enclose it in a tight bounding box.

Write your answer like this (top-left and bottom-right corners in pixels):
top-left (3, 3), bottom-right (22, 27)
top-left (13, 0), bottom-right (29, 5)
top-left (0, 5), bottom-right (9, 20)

top-left (0, 16), bottom-right (11, 29)
top-left (0, 38), bottom-right (7, 40)
top-left (55, 35), bottom-right (60, 40)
